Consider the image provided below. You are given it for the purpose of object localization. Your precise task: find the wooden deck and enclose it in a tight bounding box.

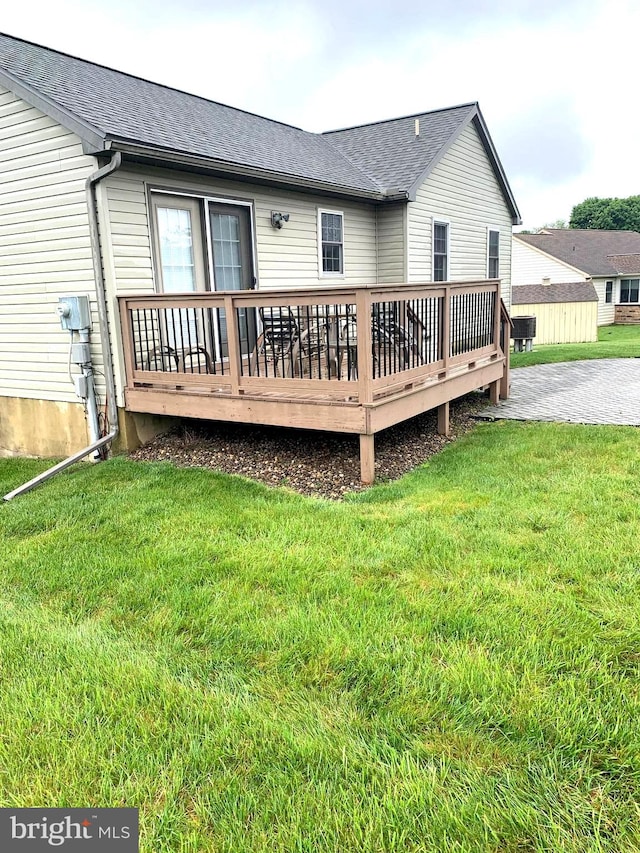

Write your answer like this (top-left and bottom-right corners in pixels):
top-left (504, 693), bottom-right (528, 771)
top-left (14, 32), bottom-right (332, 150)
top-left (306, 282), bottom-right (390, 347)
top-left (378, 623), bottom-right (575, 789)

top-left (118, 281), bottom-right (510, 482)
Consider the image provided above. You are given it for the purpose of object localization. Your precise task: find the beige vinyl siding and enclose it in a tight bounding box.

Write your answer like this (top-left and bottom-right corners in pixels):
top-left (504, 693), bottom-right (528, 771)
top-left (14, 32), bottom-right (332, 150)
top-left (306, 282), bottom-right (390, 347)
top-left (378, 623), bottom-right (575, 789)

top-left (592, 277), bottom-right (616, 326)
top-left (0, 86), bottom-right (100, 404)
top-left (99, 165), bottom-right (378, 399)
top-left (512, 301), bottom-right (598, 344)
top-left (407, 123), bottom-right (513, 308)
top-left (101, 164), bottom-right (377, 295)
top-left (376, 203), bottom-right (406, 283)
top-left (512, 238), bottom-right (586, 285)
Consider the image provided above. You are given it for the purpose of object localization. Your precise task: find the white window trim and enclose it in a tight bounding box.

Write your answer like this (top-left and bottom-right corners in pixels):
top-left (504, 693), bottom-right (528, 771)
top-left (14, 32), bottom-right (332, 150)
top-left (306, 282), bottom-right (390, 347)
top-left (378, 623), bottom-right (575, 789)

top-left (318, 208), bottom-right (345, 277)
top-left (486, 226), bottom-right (500, 279)
top-left (432, 217), bottom-right (450, 283)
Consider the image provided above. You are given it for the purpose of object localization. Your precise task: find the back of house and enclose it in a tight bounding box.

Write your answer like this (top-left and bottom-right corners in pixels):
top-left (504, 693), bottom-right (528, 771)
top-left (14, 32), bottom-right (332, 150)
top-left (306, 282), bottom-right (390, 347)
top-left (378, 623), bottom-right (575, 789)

top-left (0, 32), bottom-right (520, 463)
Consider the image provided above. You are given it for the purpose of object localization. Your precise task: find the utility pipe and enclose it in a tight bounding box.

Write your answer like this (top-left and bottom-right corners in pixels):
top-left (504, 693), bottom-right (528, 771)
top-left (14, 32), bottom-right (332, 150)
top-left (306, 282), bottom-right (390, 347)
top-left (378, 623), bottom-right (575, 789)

top-left (4, 151), bottom-right (123, 501)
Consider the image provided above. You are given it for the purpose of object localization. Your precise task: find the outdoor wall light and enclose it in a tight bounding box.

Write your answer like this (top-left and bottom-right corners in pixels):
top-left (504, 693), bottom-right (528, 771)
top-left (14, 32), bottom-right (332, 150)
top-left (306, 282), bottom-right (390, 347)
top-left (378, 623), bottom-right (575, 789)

top-left (271, 211), bottom-right (290, 229)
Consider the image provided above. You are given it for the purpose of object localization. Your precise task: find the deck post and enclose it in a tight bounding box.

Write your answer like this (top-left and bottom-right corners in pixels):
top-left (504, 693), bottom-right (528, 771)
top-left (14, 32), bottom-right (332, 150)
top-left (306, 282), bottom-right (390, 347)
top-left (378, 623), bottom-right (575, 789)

top-left (437, 401), bottom-right (450, 436)
top-left (224, 294), bottom-right (242, 395)
top-left (442, 285), bottom-right (451, 373)
top-left (119, 297), bottom-right (136, 384)
top-left (355, 290), bottom-right (374, 404)
top-left (489, 379), bottom-right (500, 405)
top-left (500, 348), bottom-right (511, 399)
top-left (359, 433), bottom-right (375, 484)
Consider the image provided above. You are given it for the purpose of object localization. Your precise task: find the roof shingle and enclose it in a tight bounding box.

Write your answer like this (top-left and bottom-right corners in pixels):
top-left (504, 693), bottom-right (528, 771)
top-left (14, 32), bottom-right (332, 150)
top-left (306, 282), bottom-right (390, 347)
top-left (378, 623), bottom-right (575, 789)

top-left (0, 31), bottom-right (519, 216)
top-left (322, 105), bottom-right (476, 195)
top-left (515, 229), bottom-right (640, 276)
top-left (512, 281), bottom-right (599, 305)
top-left (605, 253), bottom-right (640, 275)
top-left (0, 32), bottom-right (380, 195)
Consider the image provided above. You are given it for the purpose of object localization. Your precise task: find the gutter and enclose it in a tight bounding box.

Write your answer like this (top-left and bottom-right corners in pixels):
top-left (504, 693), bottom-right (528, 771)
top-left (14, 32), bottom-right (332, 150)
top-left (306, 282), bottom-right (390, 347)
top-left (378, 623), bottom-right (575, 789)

top-left (4, 152), bottom-right (123, 501)
top-left (105, 139), bottom-right (397, 204)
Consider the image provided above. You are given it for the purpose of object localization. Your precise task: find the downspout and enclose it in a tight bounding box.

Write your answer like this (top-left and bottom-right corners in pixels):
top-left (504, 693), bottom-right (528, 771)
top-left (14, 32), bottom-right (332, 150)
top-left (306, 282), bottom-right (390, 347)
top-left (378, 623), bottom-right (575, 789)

top-left (4, 151), bottom-right (123, 501)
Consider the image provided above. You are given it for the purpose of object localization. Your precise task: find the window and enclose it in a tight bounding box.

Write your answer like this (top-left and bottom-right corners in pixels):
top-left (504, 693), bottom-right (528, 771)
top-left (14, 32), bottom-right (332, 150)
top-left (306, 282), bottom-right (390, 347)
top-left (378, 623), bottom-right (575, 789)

top-left (319, 210), bottom-right (344, 275)
top-left (620, 279), bottom-right (639, 303)
top-left (487, 229), bottom-right (500, 279)
top-left (605, 281), bottom-right (613, 304)
top-left (433, 221), bottom-right (449, 282)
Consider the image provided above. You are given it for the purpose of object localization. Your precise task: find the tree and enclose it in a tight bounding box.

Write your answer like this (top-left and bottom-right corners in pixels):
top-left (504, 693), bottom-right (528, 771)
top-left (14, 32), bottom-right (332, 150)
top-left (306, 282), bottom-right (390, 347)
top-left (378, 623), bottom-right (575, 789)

top-left (569, 196), bottom-right (640, 231)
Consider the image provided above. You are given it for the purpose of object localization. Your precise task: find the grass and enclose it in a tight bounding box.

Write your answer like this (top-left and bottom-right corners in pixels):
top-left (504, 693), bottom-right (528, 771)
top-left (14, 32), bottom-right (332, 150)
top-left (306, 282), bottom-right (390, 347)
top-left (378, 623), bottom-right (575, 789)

top-left (1, 422), bottom-right (640, 851)
top-left (510, 323), bottom-right (640, 367)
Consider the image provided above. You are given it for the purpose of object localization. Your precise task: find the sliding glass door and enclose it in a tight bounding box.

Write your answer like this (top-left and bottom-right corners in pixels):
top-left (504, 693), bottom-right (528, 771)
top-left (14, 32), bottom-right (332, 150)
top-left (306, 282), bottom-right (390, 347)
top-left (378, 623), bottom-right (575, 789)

top-left (208, 203), bottom-right (256, 357)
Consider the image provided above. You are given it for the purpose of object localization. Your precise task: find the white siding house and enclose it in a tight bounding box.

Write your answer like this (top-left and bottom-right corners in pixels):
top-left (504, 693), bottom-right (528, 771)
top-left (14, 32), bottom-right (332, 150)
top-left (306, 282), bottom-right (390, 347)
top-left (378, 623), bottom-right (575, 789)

top-left (513, 230), bottom-right (640, 327)
top-left (512, 238), bottom-right (586, 285)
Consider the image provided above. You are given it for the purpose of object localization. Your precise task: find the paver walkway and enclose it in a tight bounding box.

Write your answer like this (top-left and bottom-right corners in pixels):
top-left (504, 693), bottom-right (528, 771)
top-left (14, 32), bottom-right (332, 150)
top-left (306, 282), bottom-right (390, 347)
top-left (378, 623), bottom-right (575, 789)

top-left (483, 358), bottom-right (640, 426)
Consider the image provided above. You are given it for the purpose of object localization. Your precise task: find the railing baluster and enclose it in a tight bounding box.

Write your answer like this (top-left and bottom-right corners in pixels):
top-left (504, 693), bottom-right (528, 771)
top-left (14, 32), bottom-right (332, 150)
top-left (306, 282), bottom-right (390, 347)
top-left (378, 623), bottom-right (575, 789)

top-left (120, 282), bottom-right (501, 401)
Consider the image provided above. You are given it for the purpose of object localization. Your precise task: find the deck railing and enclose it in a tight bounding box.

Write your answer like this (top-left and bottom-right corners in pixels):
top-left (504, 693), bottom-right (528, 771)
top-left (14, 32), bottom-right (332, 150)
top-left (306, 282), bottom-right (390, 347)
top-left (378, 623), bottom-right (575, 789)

top-left (118, 280), bottom-right (502, 405)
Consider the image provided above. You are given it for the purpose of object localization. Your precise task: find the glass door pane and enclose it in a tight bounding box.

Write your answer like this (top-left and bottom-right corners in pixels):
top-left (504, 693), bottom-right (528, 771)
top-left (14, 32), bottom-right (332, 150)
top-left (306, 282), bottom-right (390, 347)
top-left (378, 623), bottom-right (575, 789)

top-left (156, 207), bottom-right (198, 292)
top-left (208, 203), bottom-right (256, 358)
top-left (151, 195), bottom-right (207, 360)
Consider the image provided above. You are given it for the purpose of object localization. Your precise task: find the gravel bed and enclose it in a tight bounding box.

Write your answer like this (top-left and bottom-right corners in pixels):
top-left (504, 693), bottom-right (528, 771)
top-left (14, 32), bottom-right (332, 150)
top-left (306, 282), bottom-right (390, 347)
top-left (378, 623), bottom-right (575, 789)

top-left (129, 393), bottom-right (489, 500)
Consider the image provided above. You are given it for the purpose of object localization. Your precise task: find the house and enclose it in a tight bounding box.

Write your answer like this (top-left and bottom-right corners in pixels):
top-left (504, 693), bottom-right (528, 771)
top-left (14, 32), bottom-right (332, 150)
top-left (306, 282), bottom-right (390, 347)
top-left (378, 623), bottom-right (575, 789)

top-left (513, 229), bottom-right (640, 327)
top-left (0, 32), bottom-right (520, 486)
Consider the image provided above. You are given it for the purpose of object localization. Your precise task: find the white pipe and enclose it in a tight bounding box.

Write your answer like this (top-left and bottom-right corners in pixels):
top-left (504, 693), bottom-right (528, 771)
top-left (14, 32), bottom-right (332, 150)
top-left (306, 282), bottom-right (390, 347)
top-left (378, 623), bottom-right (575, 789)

top-left (4, 152), bottom-right (123, 501)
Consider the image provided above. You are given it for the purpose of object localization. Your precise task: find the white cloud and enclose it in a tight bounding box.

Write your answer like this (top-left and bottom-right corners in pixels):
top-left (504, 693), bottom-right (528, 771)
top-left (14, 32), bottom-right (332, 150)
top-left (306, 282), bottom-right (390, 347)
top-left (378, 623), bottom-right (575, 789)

top-left (3, 0), bottom-right (639, 230)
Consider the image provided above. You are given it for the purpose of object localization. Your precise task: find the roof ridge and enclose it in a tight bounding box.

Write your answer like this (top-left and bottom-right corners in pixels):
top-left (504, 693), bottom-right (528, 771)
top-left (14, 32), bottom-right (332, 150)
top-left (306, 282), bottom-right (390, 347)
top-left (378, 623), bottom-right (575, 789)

top-left (322, 102), bottom-right (477, 135)
top-left (547, 228), bottom-right (640, 235)
top-left (0, 30), bottom-right (311, 135)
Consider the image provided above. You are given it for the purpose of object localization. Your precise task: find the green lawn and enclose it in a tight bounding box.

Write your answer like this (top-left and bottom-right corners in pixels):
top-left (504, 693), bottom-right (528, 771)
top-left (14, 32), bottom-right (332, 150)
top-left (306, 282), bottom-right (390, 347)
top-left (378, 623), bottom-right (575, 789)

top-left (510, 323), bottom-right (640, 367)
top-left (1, 422), bottom-right (640, 852)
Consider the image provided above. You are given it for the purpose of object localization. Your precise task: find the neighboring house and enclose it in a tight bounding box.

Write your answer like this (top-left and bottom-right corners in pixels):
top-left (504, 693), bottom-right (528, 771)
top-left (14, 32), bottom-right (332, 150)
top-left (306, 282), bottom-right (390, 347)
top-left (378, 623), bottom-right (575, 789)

top-left (511, 281), bottom-right (599, 345)
top-left (0, 33), bottom-right (520, 480)
top-left (513, 229), bottom-right (640, 326)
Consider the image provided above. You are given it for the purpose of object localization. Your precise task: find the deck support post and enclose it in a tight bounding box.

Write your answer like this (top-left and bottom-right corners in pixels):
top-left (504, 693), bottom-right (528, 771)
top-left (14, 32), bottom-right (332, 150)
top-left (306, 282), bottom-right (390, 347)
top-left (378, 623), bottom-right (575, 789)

top-left (437, 401), bottom-right (450, 436)
top-left (489, 379), bottom-right (500, 405)
top-left (359, 433), bottom-right (375, 484)
top-left (500, 351), bottom-right (511, 400)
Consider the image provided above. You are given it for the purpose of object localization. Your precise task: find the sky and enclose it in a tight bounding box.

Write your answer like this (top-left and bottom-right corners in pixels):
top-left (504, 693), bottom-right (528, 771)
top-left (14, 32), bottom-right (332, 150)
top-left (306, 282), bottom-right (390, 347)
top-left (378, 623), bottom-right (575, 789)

top-left (3, 0), bottom-right (639, 229)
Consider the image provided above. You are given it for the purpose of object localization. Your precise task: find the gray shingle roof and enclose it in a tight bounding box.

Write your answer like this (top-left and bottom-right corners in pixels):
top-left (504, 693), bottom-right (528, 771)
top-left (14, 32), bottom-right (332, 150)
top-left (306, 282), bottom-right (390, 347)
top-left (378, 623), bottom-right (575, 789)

top-left (0, 31), bottom-right (518, 215)
top-left (322, 105), bottom-right (475, 195)
top-left (512, 282), bottom-right (599, 305)
top-left (515, 229), bottom-right (640, 276)
top-left (606, 254), bottom-right (640, 275)
top-left (324, 106), bottom-right (520, 221)
top-left (0, 32), bottom-right (381, 196)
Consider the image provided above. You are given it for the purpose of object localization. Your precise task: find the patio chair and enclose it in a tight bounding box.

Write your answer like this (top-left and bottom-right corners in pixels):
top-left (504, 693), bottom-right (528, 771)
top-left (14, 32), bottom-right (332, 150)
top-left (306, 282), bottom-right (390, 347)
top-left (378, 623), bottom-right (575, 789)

top-left (251, 307), bottom-right (303, 377)
top-left (181, 345), bottom-right (214, 374)
top-left (144, 344), bottom-right (180, 372)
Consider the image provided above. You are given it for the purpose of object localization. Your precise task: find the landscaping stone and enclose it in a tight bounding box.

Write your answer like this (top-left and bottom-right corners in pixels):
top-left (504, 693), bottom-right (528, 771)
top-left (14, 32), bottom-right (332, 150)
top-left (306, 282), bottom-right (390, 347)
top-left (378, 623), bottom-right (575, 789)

top-left (130, 394), bottom-right (488, 500)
